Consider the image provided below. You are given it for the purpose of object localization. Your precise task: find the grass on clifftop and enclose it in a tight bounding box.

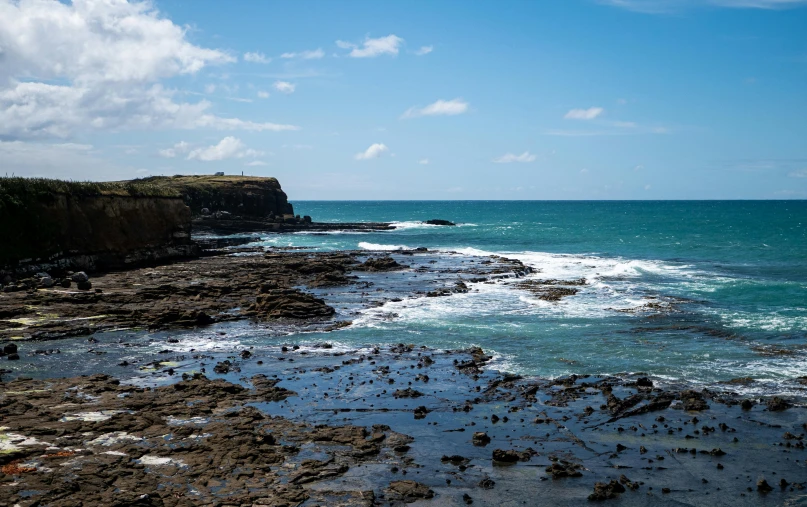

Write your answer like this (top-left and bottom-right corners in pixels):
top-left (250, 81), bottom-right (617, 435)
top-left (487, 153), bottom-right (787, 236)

top-left (0, 177), bottom-right (180, 211)
top-left (135, 175), bottom-right (282, 191)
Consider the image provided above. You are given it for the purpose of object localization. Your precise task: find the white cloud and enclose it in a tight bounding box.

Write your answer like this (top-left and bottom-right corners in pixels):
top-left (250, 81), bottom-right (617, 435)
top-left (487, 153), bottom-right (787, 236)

top-left (159, 141), bottom-right (191, 158)
top-left (273, 81), bottom-right (296, 94)
top-left (257, 91), bottom-right (269, 99)
top-left (415, 45), bottom-right (433, 56)
top-left (0, 0), bottom-right (296, 140)
top-left (613, 121), bottom-right (637, 128)
top-left (280, 48), bottom-right (325, 59)
top-left (788, 169), bottom-right (807, 178)
top-left (205, 84), bottom-right (217, 94)
top-left (354, 143), bottom-right (389, 160)
top-left (598, 0), bottom-right (807, 13)
top-left (644, 184), bottom-right (652, 190)
top-left (243, 52), bottom-right (270, 64)
top-left (564, 107), bottom-right (604, 120)
top-left (401, 98), bottom-right (469, 119)
top-left (246, 160), bottom-right (268, 167)
top-left (493, 152), bottom-right (537, 163)
top-left (187, 137), bottom-right (263, 162)
top-left (418, 158), bottom-right (430, 165)
top-left (336, 35), bottom-right (404, 58)
top-left (0, 140), bottom-right (134, 180)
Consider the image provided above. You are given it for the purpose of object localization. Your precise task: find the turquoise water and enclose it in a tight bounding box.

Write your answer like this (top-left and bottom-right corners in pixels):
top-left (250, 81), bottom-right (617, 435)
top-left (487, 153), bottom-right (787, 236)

top-left (250, 200), bottom-right (807, 394)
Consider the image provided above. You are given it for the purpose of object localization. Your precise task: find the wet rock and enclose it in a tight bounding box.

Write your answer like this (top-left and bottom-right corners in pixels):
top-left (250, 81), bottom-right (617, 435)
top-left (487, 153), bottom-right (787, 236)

top-left (60, 278), bottom-right (72, 288)
top-left (413, 406), bottom-right (430, 419)
top-left (478, 478), bottom-right (495, 489)
top-left (472, 432), bottom-right (491, 446)
top-left (7, 352), bottom-right (20, 361)
top-left (546, 461), bottom-right (583, 478)
top-left (424, 219), bottom-right (456, 226)
top-left (248, 287), bottom-right (335, 320)
top-left (213, 360), bottom-right (232, 374)
top-left (385, 480), bottom-right (434, 502)
top-left (77, 280), bottom-right (93, 291)
top-left (681, 390), bottom-right (709, 411)
top-left (308, 271), bottom-right (352, 288)
top-left (757, 479), bottom-right (773, 493)
top-left (394, 388), bottom-right (424, 398)
top-left (492, 449), bottom-right (529, 463)
top-left (357, 256), bottom-right (407, 272)
top-left (3, 343), bottom-right (18, 355)
top-left (588, 480), bottom-right (626, 501)
top-left (441, 455), bottom-right (470, 466)
top-left (741, 399), bottom-right (754, 410)
top-left (71, 271), bottom-right (89, 283)
top-left (766, 397), bottom-right (791, 412)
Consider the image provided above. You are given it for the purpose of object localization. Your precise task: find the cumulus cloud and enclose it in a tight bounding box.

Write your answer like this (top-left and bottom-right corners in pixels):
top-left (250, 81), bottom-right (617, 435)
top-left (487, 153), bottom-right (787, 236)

top-left (243, 52), bottom-right (270, 63)
top-left (336, 35), bottom-right (404, 58)
top-left (354, 143), bottom-right (389, 160)
top-left (186, 137), bottom-right (263, 162)
top-left (564, 107), bottom-right (604, 120)
top-left (273, 81), bottom-right (296, 94)
top-left (0, 0), bottom-right (297, 139)
top-left (401, 99), bottom-right (469, 119)
top-left (493, 152), bottom-right (537, 163)
top-left (159, 141), bottom-right (191, 158)
top-left (415, 45), bottom-right (433, 56)
top-left (281, 48), bottom-right (325, 59)
top-left (257, 91), bottom-right (269, 99)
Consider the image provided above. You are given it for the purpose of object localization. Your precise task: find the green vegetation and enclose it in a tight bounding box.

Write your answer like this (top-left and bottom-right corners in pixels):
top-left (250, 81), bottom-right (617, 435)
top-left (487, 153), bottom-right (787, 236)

top-left (135, 175), bottom-right (281, 191)
top-left (0, 177), bottom-right (179, 212)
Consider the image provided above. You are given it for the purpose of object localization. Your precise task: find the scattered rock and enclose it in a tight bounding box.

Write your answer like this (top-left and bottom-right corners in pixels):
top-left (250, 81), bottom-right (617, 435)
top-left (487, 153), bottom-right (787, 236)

top-left (385, 480), bottom-right (434, 502)
top-left (588, 480), bottom-right (626, 501)
top-left (766, 397), bottom-right (791, 412)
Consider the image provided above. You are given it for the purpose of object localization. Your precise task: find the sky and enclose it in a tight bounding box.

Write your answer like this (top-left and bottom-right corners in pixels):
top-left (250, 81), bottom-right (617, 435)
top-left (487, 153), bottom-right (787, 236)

top-left (1, 0), bottom-right (806, 199)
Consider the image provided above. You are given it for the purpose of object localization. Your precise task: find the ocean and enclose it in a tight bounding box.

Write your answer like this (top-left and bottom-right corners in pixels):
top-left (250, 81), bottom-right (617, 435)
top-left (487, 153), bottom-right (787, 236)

top-left (269, 200), bottom-right (807, 395)
top-left (12, 200), bottom-right (807, 398)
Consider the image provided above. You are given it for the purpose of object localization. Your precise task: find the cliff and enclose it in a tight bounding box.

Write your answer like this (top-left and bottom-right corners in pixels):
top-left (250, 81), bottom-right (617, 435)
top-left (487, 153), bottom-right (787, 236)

top-left (0, 178), bottom-right (195, 272)
top-left (135, 175), bottom-right (293, 217)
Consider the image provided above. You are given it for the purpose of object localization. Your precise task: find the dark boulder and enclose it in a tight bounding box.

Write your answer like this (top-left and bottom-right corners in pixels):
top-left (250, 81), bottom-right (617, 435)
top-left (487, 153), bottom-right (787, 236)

top-left (385, 480), bottom-right (434, 502)
top-left (357, 256), bottom-right (407, 272)
top-left (248, 288), bottom-right (335, 320)
top-left (424, 219), bottom-right (456, 226)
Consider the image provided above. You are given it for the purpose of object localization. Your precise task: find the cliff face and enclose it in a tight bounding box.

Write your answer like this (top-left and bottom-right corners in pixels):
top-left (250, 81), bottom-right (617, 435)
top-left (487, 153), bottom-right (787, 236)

top-left (0, 184), bottom-right (194, 271)
top-left (137, 175), bottom-right (294, 217)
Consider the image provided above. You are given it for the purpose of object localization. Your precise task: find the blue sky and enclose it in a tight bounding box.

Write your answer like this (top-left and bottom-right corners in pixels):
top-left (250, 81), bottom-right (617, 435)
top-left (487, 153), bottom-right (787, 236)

top-left (1, 0), bottom-right (806, 199)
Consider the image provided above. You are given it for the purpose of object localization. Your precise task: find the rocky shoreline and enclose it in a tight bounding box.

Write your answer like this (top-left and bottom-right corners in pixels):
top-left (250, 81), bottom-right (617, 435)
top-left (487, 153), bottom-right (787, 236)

top-left (1, 343), bottom-right (804, 506)
top-left (0, 243), bottom-right (529, 343)
top-left (1, 232), bottom-right (805, 506)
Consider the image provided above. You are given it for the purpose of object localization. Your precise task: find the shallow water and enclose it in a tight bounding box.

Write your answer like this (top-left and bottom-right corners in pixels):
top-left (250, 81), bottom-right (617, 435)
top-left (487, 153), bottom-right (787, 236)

top-left (9, 200), bottom-right (807, 397)
top-left (261, 201), bottom-right (807, 393)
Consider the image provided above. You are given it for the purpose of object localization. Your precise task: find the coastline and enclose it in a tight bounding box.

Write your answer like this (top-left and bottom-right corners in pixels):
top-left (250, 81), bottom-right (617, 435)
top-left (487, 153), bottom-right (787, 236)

top-left (1, 233), bottom-right (805, 505)
top-left (1, 344), bottom-right (804, 506)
